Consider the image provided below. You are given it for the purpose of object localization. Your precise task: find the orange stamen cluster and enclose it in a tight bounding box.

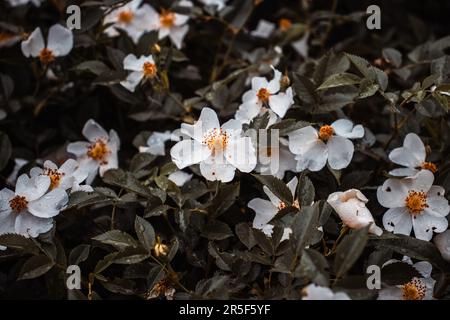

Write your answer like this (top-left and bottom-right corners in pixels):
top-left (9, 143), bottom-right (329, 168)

top-left (257, 88), bottom-right (271, 103)
top-left (87, 139), bottom-right (110, 164)
top-left (402, 278), bottom-right (426, 300)
top-left (39, 48), bottom-right (55, 64)
top-left (160, 10), bottom-right (176, 28)
top-left (420, 161), bottom-right (437, 173)
top-left (279, 18), bottom-right (292, 32)
top-left (277, 199), bottom-right (300, 211)
top-left (405, 190), bottom-right (428, 215)
top-left (118, 10), bottom-right (134, 24)
top-left (9, 195), bottom-right (28, 213)
top-left (143, 62), bottom-right (157, 78)
top-left (43, 168), bottom-right (64, 190)
top-left (203, 128), bottom-right (229, 156)
top-left (318, 125), bottom-right (334, 141)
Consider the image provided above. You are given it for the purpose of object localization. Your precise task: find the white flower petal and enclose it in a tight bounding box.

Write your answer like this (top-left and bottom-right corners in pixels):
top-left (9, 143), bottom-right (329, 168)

top-left (47, 24), bottom-right (73, 56)
top-left (67, 141), bottom-right (89, 157)
top-left (120, 71), bottom-right (144, 92)
top-left (434, 230), bottom-right (450, 261)
top-left (249, 198), bottom-right (278, 228)
top-left (408, 170), bottom-right (434, 193)
top-left (251, 77), bottom-right (269, 91)
top-left (331, 119), bottom-right (364, 139)
top-left (21, 27), bottom-right (45, 57)
top-left (235, 99), bottom-right (261, 124)
top-left (14, 213), bottom-right (53, 238)
top-left (169, 25), bottom-right (189, 49)
top-left (268, 87), bottom-right (294, 118)
top-left (389, 133), bottom-right (426, 168)
top-left (377, 178), bottom-right (410, 208)
top-left (382, 207), bottom-right (412, 235)
top-left (224, 137), bottom-right (257, 173)
top-left (250, 19), bottom-right (275, 38)
top-left (82, 119), bottom-right (109, 142)
top-left (181, 107), bottom-right (220, 142)
top-left (0, 213), bottom-right (16, 235)
top-left (16, 174), bottom-right (50, 201)
top-left (295, 140), bottom-right (328, 172)
top-left (168, 171), bottom-right (193, 187)
top-left (327, 135), bottom-right (354, 170)
top-left (288, 126), bottom-right (318, 154)
top-left (170, 139), bottom-right (211, 169)
top-left (388, 167), bottom-right (420, 177)
top-left (28, 187), bottom-right (68, 218)
top-left (413, 213), bottom-right (447, 241)
top-left (377, 287), bottom-right (402, 300)
top-left (0, 188), bottom-right (15, 216)
top-left (199, 156), bottom-right (236, 182)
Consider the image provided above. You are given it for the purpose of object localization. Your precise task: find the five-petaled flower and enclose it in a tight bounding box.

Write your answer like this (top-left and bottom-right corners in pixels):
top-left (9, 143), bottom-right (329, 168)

top-left (170, 107), bottom-right (256, 182)
top-left (377, 170), bottom-right (449, 241)
top-left (301, 284), bottom-right (351, 300)
top-left (0, 174), bottom-right (68, 238)
top-left (288, 119), bottom-right (364, 172)
top-left (121, 54), bottom-right (158, 92)
top-left (21, 24), bottom-right (73, 63)
top-left (235, 67), bottom-right (294, 124)
top-left (67, 119), bottom-right (120, 184)
top-left (389, 133), bottom-right (437, 177)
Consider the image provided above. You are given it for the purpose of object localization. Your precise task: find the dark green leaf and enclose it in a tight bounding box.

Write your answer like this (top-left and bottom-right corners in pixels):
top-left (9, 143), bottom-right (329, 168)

top-left (252, 174), bottom-right (292, 206)
top-left (18, 255), bottom-right (55, 280)
top-left (335, 226), bottom-right (370, 279)
top-left (134, 216), bottom-right (155, 252)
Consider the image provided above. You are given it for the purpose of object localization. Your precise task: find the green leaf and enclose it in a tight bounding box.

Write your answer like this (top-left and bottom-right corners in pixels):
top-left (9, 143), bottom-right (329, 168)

top-left (67, 189), bottom-right (115, 209)
top-left (74, 60), bottom-right (110, 76)
top-left (372, 233), bottom-right (450, 271)
top-left (292, 73), bottom-right (319, 106)
top-left (335, 226), bottom-right (370, 279)
top-left (94, 252), bottom-right (118, 274)
top-left (112, 247), bottom-right (150, 264)
top-left (208, 182), bottom-right (240, 218)
top-left (92, 230), bottom-right (138, 250)
top-left (291, 204), bottom-right (321, 256)
top-left (295, 248), bottom-right (329, 286)
top-left (134, 216), bottom-right (155, 252)
top-left (68, 244), bottom-right (90, 265)
top-left (235, 223), bottom-right (256, 250)
top-left (313, 51), bottom-right (350, 85)
top-left (225, 0), bottom-right (253, 31)
top-left (208, 242), bottom-right (234, 271)
top-left (129, 153), bottom-right (157, 173)
top-left (252, 174), bottom-right (293, 206)
top-left (382, 48), bottom-right (402, 68)
top-left (0, 233), bottom-right (39, 254)
top-left (201, 220), bottom-right (233, 240)
top-left (296, 173), bottom-right (315, 207)
top-left (18, 255), bottom-right (55, 280)
top-left (0, 132), bottom-right (12, 171)
top-left (317, 73), bottom-right (361, 90)
top-left (103, 169), bottom-right (159, 200)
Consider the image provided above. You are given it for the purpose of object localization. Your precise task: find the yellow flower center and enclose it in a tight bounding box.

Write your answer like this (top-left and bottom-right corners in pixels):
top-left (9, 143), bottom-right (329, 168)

top-left (43, 168), bottom-right (64, 190)
top-left (118, 10), bottom-right (134, 24)
top-left (87, 139), bottom-right (110, 163)
top-left (203, 128), bottom-right (229, 156)
top-left (318, 125), bottom-right (334, 141)
top-left (39, 48), bottom-right (55, 64)
top-left (279, 18), bottom-right (292, 32)
top-left (257, 88), bottom-right (271, 103)
top-left (160, 10), bottom-right (176, 28)
top-left (9, 195), bottom-right (28, 213)
top-left (420, 161), bottom-right (437, 173)
top-left (277, 199), bottom-right (300, 211)
top-left (405, 191), bottom-right (428, 215)
top-left (402, 278), bottom-right (426, 300)
top-left (142, 62), bottom-right (157, 78)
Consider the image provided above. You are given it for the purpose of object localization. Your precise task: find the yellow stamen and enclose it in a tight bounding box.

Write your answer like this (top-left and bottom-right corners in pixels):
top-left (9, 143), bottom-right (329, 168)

top-left (160, 10), bottom-right (176, 28)
top-left (39, 48), bottom-right (55, 64)
top-left (402, 278), bottom-right (426, 300)
top-left (405, 191), bottom-right (428, 215)
top-left (279, 18), bottom-right (292, 32)
top-left (118, 10), bottom-right (134, 24)
top-left (87, 139), bottom-right (110, 164)
top-left (202, 128), bottom-right (229, 156)
top-left (257, 88), bottom-right (270, 103)
top-left (318, 125), bottom-right (334, 141)
top-left (142, 62), bottom-right (157, 78)
top-left (43, 168), bottom-right (64, 190)
top-left (9, 195), bottom-right (28, 213)
top-left (421, 162), bottom-right (437, 173)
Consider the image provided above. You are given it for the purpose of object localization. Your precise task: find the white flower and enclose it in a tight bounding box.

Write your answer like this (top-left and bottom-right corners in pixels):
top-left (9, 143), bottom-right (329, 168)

top-left (199, 0), bottom-right (227, 10)
top-left (103, 0), bottom-right (152, 44)
top-left (255, 137), bottom-right (296, 179)
top-left (170, 107), bottom-right (256, 182)
top-left (250, 20), bottom-right (275, 39)
top-left (120, 54), bottom-right (157, 92)
top-left (7, 0), bottom-right (42, 6)
top-left (168, 171), bottom-right (193, 187)
top-left (327, 189), bottom-right (383, 236)
top-left (292, 31), bottom-right (309, 58)
top-left (21, 24), bottom-right (73, 63)
top-left (302, 284), bottom-right (351, 300)
top-left (0, 174), bottom-right (68, 238)
top-left (434, 229), bottom-right (450, 261)
top-left (288, 119), bottom-right (364, 172)
top-left (235, 67), bottom-right (294, 123)
top-left (388, 133), bottom-right (437, 177)
top-left (67, 119), bottom-right (120, 185)
top-left (139, 130), bottom-right (172, 156)
top-left (378, 257), bottom-right (435, 300)
top-left (377, 170), bottom-right (449, 241)
top-left (30, 159), bottom-right (93, 193)
top-left (143, 1), bottom-right (192, 49)
top-left (248, 176), bottom-right (302, 240)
